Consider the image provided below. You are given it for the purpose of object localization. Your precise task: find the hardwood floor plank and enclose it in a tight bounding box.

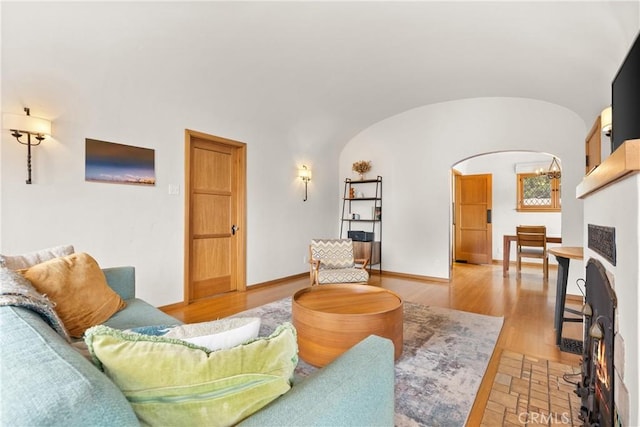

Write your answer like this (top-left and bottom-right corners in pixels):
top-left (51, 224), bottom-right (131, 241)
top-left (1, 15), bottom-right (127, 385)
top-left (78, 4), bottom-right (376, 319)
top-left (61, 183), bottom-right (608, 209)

top-left (161, 262), bottom-right (582, 425)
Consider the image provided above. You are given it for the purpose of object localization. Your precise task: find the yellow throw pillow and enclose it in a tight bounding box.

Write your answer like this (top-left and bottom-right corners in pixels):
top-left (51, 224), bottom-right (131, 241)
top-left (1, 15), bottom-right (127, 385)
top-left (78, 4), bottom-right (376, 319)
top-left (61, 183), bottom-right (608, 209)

top-left (22, 253), bottom-right (126, 338)
top-left (85, 323), bottom-right (298, 427)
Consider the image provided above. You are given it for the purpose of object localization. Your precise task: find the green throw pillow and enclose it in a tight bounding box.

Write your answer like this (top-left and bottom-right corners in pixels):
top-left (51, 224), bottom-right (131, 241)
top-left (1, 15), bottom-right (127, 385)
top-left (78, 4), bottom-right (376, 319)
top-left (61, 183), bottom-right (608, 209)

top-left (85, 323), bottom-right (298, 427)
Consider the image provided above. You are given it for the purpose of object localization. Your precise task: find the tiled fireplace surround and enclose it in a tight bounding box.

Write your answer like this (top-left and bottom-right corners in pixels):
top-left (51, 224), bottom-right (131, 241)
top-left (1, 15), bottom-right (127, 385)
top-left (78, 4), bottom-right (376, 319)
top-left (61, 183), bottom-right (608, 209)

top-left (577, 140), bottom-right (640, 426)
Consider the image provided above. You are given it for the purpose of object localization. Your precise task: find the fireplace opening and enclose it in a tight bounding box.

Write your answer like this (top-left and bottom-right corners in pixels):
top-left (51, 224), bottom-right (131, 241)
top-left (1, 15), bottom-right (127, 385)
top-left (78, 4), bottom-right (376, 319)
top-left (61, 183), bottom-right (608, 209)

top-left (576, 259), bottom-right (617, 427)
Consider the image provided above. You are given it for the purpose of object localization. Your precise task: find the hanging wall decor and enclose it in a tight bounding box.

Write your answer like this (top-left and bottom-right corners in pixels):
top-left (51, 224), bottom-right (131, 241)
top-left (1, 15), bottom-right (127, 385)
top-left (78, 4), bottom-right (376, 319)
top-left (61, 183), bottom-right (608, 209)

top-left (85, 138), bottom-right (156, 186)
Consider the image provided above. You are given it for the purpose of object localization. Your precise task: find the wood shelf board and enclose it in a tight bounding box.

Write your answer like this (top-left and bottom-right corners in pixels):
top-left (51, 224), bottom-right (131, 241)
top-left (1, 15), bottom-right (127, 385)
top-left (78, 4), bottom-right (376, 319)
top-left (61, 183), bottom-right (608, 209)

top-left (577, 139), bottom-right (640, 199)
top-left (345, 177), bottom-right (382, 184)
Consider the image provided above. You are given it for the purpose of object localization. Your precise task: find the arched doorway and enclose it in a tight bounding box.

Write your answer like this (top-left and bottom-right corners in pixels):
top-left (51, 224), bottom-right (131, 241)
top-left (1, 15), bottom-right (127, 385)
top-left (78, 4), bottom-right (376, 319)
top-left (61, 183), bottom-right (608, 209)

top-left (451, 151), bottom-right (562, 270)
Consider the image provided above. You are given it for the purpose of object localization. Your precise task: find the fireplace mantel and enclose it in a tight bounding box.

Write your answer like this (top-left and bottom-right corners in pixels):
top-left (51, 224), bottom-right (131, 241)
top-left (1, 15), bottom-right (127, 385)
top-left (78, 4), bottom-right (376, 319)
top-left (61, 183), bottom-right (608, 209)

top-left (577, 139), bottom-right (640, 199)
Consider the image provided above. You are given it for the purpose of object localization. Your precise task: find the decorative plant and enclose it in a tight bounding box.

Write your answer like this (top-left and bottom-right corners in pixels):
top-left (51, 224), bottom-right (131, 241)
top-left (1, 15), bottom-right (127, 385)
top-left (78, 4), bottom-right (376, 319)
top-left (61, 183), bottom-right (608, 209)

top-left (352, 160), bottom-right (372, 178)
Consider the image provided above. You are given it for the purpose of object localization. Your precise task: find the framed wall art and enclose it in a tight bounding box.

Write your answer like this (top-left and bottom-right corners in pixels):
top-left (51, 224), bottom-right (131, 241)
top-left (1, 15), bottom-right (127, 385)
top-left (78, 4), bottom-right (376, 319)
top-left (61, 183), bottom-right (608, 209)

top-left (85, 138), bottom-right (156, 186)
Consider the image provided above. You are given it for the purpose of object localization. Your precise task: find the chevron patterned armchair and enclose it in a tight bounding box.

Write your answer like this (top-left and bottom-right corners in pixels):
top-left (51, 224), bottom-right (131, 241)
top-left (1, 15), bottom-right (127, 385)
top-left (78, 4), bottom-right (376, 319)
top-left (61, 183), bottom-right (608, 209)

top-left (309, 239), bottom-right (369, 286)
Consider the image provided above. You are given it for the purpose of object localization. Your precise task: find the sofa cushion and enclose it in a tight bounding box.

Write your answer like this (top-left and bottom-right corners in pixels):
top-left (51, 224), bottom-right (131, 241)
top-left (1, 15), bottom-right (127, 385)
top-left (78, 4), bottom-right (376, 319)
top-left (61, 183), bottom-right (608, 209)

top-left (0, 306), bottom-right (139, 426)
top-left (238, 335), bottom-right (395, 427)
top-left (102, 266), bottom-right (136, 300)
top-left (102, 298), bottom-right (180, 330)
top-left (127, 317), bottom-right (261, 351)
top-left (21, 253), bottom-right (126, 338)
top-left (317, 267), bottom-right (369, 284)
top-left (85, 323), bottom-right (298, 427)
top-left (0, 244), bottom-right (74, 270)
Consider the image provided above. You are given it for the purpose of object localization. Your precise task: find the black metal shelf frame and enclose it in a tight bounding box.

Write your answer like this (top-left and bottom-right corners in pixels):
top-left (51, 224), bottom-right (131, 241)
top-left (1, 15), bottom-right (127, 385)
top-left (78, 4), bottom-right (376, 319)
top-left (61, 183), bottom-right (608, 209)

top-left (340, 176), bottom-right (382, 274)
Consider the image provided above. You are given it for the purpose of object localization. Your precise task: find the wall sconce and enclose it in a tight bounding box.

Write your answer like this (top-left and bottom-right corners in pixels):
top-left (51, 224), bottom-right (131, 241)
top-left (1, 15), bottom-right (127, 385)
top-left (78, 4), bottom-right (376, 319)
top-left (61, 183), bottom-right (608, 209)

top-left (600, 106), bottom-right (612, 137)
top-left (298, 165), bottom-right (312, 202)
top-left (3, 107), bottom-right (52, 184)
top-left (536, 156), bottom-right (561, 180)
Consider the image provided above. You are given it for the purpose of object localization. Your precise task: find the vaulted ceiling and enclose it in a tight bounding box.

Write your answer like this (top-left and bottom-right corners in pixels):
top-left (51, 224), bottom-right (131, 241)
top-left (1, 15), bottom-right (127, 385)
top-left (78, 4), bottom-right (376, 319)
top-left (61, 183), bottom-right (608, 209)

top-left (2, 1), bottom-right (639, 148)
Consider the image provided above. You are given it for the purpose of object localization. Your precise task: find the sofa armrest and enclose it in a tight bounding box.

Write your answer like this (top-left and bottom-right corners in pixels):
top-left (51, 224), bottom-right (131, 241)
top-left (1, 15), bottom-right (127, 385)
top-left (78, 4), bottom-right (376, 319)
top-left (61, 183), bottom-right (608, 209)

top-left (239, 335), bottom-right (395, 427)
top-left (103, 266), bottom-right (135, 300)
top-left (0, 306), bottom-right (139, 426)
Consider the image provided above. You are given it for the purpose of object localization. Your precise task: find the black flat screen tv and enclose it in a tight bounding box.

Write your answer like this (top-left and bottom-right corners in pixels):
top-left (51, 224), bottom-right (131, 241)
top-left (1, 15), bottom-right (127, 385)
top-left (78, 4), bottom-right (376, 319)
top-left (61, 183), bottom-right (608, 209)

top-left (611, 32), bottom-right (640, 153)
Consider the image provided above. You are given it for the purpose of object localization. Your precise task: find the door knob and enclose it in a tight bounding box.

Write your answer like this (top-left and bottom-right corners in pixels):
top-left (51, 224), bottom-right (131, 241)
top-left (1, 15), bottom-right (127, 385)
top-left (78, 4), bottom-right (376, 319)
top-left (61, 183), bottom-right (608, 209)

top-left (231, 224), bottom-right (238, 235)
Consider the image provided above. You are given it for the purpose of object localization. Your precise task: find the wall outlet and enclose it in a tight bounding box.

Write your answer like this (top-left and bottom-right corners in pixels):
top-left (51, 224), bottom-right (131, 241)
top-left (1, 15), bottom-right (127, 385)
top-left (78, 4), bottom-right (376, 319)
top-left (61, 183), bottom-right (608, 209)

top-left (168, 184), bottom-right (180, 195)
top-left (303, 255), bottom-right (307, 264)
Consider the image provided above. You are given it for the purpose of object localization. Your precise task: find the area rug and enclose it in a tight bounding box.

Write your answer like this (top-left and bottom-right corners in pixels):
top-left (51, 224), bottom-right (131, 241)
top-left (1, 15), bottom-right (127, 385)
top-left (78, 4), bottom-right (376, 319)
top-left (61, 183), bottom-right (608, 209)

top-left (231, 297), bottom-right (504, 426)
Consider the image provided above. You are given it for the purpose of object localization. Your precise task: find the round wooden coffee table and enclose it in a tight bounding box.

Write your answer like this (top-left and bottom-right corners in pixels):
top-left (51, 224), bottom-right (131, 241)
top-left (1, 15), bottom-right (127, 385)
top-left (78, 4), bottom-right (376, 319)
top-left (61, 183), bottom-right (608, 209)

top-left (292, 284), bottom-right (403, 367)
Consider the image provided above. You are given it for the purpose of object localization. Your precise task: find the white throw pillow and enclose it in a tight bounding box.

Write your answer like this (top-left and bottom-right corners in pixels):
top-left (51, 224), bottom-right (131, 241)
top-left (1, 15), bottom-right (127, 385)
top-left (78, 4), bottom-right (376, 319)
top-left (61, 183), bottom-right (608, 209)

top-left (127, 317), bottom-right (261, 351)
top-left (0, 244), bottom-right (75, 270)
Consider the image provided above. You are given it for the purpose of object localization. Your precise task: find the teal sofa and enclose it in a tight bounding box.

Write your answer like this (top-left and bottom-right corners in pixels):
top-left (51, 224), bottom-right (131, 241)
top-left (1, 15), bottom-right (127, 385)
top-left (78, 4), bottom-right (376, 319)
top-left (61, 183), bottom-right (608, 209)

top-left (0, 266), bottom-right (395, 426)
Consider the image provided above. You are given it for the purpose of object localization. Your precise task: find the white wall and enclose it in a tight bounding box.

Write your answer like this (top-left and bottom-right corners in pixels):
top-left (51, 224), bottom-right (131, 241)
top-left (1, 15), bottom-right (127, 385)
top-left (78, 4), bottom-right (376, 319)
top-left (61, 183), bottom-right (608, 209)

top-left (582, 174), bottom-right (639, 426)
top-left (340, 97), bottom-right (586, 293)
top-left (1, 120), bottom-right (339, 307)
top-left (0, 4), bottom-right (600, 307)
top-left (0, 7), bottom-right (341, 307)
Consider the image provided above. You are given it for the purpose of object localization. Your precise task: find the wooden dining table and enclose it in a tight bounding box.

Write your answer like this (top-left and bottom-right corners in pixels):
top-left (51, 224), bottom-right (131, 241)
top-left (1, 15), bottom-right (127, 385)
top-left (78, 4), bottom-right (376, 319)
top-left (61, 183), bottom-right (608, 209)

top-left (502, 234), bottom-right (562, 277)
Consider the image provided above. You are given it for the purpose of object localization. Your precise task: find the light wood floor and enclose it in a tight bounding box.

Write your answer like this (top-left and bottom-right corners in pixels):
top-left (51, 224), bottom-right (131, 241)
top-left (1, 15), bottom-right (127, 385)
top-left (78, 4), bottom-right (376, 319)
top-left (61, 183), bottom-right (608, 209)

top-left (162, 262), bottom-right (583, 426)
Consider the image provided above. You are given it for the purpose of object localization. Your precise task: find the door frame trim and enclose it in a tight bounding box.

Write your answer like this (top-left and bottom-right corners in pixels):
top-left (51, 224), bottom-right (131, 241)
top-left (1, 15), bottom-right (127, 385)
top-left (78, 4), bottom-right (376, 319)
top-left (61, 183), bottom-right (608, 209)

top-left (184, 129), bottom-right (247, 304)
top-left (453, 172), bottom-right (493, 265)
top-left (450, 168), bottom-right (462, 270)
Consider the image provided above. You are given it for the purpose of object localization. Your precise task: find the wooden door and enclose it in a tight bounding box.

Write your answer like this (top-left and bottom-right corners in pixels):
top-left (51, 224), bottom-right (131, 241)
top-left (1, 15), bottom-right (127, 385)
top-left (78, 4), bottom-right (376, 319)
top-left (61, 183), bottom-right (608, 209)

top-left (454, 173), bottom-right (492, 264)
top-left (185, 130), bottom-right (246, 302)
